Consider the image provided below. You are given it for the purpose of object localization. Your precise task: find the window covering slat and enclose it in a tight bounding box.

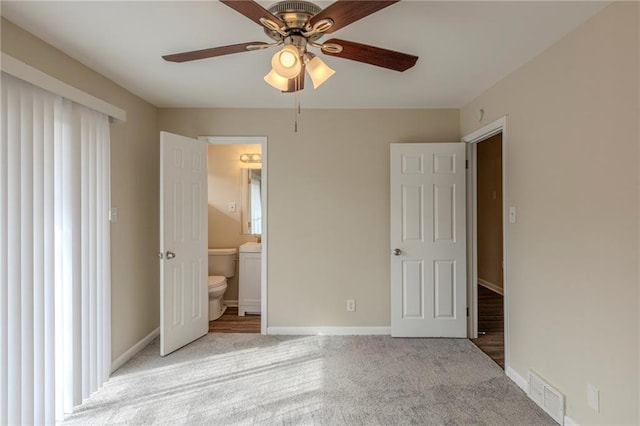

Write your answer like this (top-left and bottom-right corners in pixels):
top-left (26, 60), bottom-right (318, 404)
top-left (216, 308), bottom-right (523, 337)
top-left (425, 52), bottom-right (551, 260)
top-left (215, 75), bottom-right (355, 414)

top-left (54, 95), bottom-right (65, 423)
top-left (0, 68), bottom-right (9, 426)
top-left (88, 114), bottom-right (98, 395)
top-left (7, 79), bottom-right (23, 425)
top-left (20, 83), bottom-right (35, 425)
top-left (43, 96), bottom-right (56, 426)
top-left (100, 122), bottom-right (111, 383)
top-left (32, 89), bottom-right (46, 426)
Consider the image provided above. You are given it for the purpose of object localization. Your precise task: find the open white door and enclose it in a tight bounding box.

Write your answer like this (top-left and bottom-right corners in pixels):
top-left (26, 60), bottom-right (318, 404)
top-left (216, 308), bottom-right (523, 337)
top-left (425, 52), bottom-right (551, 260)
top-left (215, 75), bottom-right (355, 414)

top-left (390, 143), bottom-right (467, 337)
top-left (160, 131), bottom-right (208, 356)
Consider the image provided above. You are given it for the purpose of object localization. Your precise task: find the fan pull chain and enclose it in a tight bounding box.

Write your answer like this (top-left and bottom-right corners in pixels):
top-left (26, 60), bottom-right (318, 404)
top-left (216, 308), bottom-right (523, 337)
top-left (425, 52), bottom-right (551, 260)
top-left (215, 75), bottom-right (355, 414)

top-left (293, 94), bottom-right (297, 133)
top-left (296, 94), bottom-right (301, 133)
top-left (294, 79), bottom-right (301, 133)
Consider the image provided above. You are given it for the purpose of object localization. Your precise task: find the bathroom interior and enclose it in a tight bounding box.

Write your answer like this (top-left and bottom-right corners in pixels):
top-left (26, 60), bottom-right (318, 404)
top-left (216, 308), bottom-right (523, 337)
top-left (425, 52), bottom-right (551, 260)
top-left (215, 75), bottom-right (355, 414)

top-left (206, 142), bottom-right (263, 333)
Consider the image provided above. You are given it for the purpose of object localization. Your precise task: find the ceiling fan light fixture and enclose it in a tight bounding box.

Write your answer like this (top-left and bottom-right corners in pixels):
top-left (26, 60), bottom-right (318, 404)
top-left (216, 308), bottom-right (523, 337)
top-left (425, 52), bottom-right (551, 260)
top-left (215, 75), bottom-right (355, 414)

top-left (264, 69), bottom-right (291, 91)
top-left (304, 53), bottom-right (335, 89)
top-left (166, 1), bottom-right (418, 93)
top-left (271, 44), bottom-right (302, 79)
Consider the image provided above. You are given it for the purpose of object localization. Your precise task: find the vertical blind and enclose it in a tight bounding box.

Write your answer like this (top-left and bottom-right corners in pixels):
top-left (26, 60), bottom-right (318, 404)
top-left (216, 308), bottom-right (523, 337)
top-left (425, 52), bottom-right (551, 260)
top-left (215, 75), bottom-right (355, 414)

top-left (0, 72), bottom-right (111, 424)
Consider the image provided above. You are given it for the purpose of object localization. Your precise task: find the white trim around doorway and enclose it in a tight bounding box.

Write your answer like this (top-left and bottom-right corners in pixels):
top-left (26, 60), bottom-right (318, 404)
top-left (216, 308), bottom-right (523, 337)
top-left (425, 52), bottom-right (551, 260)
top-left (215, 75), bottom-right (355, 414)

top-left (462, 116), bottom-right (509, 369)
top-left (198, 136), bottom-right (268, 335)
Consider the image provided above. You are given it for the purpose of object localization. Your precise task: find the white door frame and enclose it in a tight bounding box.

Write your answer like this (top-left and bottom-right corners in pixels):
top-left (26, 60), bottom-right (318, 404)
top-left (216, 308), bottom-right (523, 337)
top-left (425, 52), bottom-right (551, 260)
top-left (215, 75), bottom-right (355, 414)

top-left (198, 136), bottom-right (268, 335)
top-left (462, 116), bottom-right (509, 368)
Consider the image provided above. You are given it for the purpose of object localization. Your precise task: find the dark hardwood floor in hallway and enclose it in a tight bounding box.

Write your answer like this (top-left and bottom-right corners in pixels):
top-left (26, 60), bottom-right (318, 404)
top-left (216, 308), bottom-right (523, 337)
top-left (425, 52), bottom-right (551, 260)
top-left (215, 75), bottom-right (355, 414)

top-left (209, 306), bottom-right (261, 333)
top-left (471, 285), bottom-right (504, 369)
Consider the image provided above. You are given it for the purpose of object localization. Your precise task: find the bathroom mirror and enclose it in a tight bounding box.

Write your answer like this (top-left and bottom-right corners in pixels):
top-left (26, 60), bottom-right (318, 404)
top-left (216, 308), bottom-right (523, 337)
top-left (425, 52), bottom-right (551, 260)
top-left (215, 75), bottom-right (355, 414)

top-left (241, 168), bottom-right (262, 235)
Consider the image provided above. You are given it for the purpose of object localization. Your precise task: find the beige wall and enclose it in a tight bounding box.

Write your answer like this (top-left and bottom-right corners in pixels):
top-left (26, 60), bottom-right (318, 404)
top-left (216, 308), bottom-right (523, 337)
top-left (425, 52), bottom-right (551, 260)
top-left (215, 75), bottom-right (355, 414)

top-left (460, 3), bottom-right (639, 424)
top-left (159, 108), bottom-right (460, 327)
top-left (1, 18), bottom-right (160, 362)
top-left (207, 143), bottom-right (261, 300)
top-left (477, 133), bottom-right (503, 290)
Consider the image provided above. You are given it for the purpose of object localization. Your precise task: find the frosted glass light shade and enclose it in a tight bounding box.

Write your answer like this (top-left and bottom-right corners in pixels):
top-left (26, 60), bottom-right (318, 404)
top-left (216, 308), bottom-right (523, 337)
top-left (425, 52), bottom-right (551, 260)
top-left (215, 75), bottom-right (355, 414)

top-left (271, 45), bottom-right (302, 79)
top-left (305, 55), bottom-right (335, 89)
top-left (264, 69), bottom-right (290, 91)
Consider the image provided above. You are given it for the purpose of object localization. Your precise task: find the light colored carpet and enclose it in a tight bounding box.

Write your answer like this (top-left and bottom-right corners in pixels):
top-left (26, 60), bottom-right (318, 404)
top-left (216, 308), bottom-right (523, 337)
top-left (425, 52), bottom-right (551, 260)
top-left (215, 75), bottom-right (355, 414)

top-left (64, 334), bottom-right (554, 425)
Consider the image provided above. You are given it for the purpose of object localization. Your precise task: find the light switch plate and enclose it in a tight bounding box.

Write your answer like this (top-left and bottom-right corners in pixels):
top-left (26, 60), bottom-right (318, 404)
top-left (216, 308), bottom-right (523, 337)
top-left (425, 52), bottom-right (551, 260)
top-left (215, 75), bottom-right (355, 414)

top-left (587, 384), bottom-right (599, 412)
top-left (509, 207), bottom-right (516, 224)
top-left (109, 207), bottom-right (118, 223)
top-left (228, 201), bottom-right (236, 213)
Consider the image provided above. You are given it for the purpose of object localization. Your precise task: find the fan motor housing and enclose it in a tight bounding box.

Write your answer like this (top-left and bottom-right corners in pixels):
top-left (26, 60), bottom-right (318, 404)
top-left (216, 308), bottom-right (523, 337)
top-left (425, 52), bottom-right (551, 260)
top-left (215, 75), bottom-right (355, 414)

top-left (264, 0), bottom-right (324, 41)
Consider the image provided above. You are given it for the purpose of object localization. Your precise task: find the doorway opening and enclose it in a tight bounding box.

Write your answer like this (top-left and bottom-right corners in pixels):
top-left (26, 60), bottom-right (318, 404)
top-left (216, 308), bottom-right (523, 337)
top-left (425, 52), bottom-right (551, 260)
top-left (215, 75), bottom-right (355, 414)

top-left (199, 136), bottom-right (268, 335)
top-left (471, 133), bottom-right (504, 367)
top-left (464, 117), bottom-right (508, 370)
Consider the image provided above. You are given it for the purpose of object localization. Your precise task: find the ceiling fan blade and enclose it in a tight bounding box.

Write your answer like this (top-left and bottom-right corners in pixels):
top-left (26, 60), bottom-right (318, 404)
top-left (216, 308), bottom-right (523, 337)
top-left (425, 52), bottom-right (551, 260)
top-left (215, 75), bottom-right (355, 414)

top-left (163, 42), bottom-right (270, 63)
top-left (310, 0), bottom-right (399, 34)
top-left (219, 0), bottom-right (284, 29)
top-left (322, 38), bottom-right (418, 72)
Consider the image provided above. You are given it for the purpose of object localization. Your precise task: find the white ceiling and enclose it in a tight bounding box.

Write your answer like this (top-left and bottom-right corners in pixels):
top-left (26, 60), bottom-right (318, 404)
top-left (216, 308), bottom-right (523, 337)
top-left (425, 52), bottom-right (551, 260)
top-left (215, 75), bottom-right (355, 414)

top-left (2, 1), bottom-right (608, 109)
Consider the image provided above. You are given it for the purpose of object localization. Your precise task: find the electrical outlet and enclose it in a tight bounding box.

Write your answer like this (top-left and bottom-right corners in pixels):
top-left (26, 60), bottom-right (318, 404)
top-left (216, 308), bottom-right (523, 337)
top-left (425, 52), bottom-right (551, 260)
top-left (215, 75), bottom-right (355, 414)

top-left (346, 299), bottom-right (356, 312)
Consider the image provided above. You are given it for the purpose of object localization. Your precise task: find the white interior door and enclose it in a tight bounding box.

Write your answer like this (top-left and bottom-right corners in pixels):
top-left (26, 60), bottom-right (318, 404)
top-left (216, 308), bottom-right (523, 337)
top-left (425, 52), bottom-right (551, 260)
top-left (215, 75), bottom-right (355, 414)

top-left (390, 143), bottom-right (467, 337)
top-left (160, 131), bottom-right (208, 356)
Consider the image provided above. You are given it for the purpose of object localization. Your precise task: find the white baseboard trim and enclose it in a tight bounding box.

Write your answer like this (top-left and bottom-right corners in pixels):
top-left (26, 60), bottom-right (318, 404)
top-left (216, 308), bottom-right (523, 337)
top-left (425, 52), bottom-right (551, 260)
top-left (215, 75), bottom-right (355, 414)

top-left (478, 278), bottom-right (504, 295)
top-left (506, 366), bottom-right (528, 393)
top-left (111, 327), bottom-right (159, 373)
top-left (267, 326), bottom-right (391, 336)
top-left (563, 415), bottom-right (579, 426)
top-left (224, 299), bottom-right (238, 308)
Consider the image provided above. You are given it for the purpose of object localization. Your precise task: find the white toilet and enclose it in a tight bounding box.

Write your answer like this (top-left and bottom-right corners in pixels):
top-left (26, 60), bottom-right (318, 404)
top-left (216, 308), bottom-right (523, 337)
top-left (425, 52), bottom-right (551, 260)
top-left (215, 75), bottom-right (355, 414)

top-left (208, 248), bottom-right (237, 321)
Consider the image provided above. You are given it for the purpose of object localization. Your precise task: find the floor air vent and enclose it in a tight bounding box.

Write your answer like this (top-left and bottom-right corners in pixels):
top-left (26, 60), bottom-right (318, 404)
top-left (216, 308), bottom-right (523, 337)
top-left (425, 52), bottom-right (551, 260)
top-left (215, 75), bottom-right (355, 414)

top-left (528, 370), bottom-right (565, 425)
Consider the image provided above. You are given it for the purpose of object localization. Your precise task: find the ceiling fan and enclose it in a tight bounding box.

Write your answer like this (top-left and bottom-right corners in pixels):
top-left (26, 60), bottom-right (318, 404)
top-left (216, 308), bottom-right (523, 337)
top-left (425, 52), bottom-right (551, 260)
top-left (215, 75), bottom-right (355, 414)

top-left (162, 0), bottom-right (418, 93)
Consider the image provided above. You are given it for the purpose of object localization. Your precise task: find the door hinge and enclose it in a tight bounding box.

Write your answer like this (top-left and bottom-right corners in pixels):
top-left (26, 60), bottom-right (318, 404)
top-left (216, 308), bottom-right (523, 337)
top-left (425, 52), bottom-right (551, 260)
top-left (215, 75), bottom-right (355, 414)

top-left (466, 307), bottom-right (469, 317)
top-left (465, 160), bottom-right (469, 169)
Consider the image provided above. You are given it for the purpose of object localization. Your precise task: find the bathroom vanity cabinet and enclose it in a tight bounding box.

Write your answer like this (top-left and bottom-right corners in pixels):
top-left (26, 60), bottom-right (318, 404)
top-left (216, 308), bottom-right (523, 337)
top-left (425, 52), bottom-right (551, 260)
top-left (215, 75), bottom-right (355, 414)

top-left (239, 243), bottom-right (261, 316)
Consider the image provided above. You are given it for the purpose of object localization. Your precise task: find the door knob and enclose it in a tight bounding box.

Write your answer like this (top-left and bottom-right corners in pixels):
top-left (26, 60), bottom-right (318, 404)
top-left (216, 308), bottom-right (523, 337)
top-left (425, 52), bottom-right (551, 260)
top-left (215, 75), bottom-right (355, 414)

top-left (393, 248), bottom-right (402, 256)
top-left (166, 251), bottom-right (176, 260)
